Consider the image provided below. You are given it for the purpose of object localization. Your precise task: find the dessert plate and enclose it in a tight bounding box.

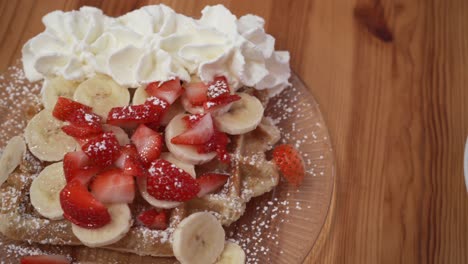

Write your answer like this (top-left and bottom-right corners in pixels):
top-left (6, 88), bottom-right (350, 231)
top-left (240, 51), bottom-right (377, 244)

top-left (0, 63), bottom-right (335, 264)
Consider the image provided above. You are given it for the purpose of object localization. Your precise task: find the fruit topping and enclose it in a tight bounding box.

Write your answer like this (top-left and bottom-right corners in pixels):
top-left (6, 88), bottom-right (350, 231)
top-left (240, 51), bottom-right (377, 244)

top-left (115, 144), bottom-right (147, 177)
top-left (146, 159), bottom-right (200, 202)
top-left (52, 97), bottom-right (92, 121)
top-left (82, 132), bottom-right (121, 167)
top-left (63, 151), bottom-right (100, 184)
top-left (60, 180), bottom-right (111, 229)
top-left (272, 144), bottom-right (305, 186)
top-left (196, 130), bottom-right (230, 163)
top-left (184, 82), bottom-right (209, 106)
top-left (131, 124), bottom-right (163, 165)
top-left (203, 94), bottom-right (241, 112)
top-left (207, 76), bottom-right (230, 99)
top-left (90, 168), bottom-right (135, 204)
top-left (196, 173), bottom-right (229, 197)
top-left (146, 78), bottom-right (182, 104)
top-left (106, 97), bottom-right (168, 128)
top-left (171, 113), bottom-right (214, 145)
top-left (21, 255), bottom-right (71, 264)
top-left (138, 208), bottom-right (169, 230)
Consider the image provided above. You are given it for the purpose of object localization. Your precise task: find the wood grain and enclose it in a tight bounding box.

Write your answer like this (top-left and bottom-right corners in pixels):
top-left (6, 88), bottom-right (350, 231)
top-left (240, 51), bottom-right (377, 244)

top-left (0, 0), bottom-right (467, 263)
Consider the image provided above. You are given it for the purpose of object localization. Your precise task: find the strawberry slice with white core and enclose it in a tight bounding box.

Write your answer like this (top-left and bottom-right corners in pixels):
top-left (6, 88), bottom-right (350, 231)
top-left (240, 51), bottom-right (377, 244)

top-left (21, 255), bottom-right (71, 264)
top-left (82, 132), bottom-right (121, 167)
top-left (90, 168), bottom-right (135, 204)
top-left (107, 98), bottom-right (168, 128)
top-left (196, 173), bottom-right (229, 197)
top-left (131, 124), bottom-right (163, 165)
top-left (138, 209), bottom-right (168, 230)
top-left (61, 108), bottom-right (103, 138)
top-left (184, 82), bottom-right (208, 106)
top-left (63, 151), bottom-right (100, 184)
top-left (115, 144), bottom-right (147, 177)
top-left (146, 78), bottom-right (182, 104)
top-left (171, 113), bottom-right (214, 145)
top-left (60, 180), bottom-right (111, 229)
top-left (146, 159), bottom-right (200, 202)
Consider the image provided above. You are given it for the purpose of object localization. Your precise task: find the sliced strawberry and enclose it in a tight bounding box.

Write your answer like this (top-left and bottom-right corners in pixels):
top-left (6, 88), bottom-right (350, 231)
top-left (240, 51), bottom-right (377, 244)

top-left (184, 82), bottom-right (208, 106)
top-left (138, 209), bottom-right (168, 230)
top-left (146, 159), bottom-right (200, 202)
top-left (53, 97), bottom-right (92, 121)
top-left (171, 113), bottom-right (214, 145)
top-left (60, 180), bottom-right (111, 229)
top-left (61, 123), bottom-right (102, 139)
top-left (146, 78), bottom-right (182, 104)
top-left (203, 94), bottom-right (241, 112)
top-left (63, 151), bottom-right (100, 184)
top-left (207, 76), bottom-right (230, 99)
top-left (21, 255), bottom-right (71, 264)
top-left (82, 132), bottom-right (121, 167)
top-left (196, 131), bottom-right (230, 163)
top-left (90, 168), bottom-right (135, 204)
top-left (115, 144), bottom-right (147, 177)
top-left (107, 98), bottom-right (168, 128)
top-left (131, 124), bottom-right (163, 165)
top-left (182, 113), bottom-right (206, 128)
top-left (196, 173), bottom-right (229, 197)
top-left (272, 144), bottom-right (305, 186)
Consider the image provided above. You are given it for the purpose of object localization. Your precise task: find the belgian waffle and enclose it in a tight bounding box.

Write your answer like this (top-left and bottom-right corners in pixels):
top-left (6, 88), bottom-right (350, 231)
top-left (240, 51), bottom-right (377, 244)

top-left (0, 110), bottom-right (280, 258)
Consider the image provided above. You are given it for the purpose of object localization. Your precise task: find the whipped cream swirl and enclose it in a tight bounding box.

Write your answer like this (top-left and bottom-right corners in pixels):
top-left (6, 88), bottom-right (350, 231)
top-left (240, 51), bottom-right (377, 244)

top-left (22, 5), bottom-right (291, 97)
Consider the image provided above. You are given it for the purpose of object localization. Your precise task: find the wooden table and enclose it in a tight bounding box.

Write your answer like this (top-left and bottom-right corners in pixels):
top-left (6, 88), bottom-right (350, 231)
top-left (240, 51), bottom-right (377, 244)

top-left (0, 0), bottom-right (467, 263)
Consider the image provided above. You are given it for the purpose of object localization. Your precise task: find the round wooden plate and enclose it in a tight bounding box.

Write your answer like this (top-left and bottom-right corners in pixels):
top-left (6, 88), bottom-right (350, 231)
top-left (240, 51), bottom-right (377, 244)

top-left (0, 64), bottom-right (335, 264)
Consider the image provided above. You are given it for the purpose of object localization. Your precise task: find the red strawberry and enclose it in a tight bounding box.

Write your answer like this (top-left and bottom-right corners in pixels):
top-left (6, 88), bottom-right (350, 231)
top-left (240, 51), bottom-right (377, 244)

top-left (21, 255), bottom-right (71, 264)
top-left (60, 180), bottom-right (111, 228)
top-left (196, 131), bottom-right (230, 163)
top-left (115, 144), bottom-right (147, 177)
top-left (53, 97), bottom-right (92, 121)
top-left (182, 113), bottom-right (206, 128)
top-left (207, 76), bottom-right (230, 99)
top-left (272, 144), bottom-right (305, 186)
top-left (131, 124), bottom-right (163, 165)
top-left (146, 159), bottom-right (200, 201)
top-left (63, 151), bottom-right (100, 184)
top-left (146, 78), bottom-right (182, 104)
top-left (196, 173), bottom-right (229, 197)
top-left (90, 168), bottom-right (135, 204)
top-left (184, 82), bottom-right (208, 106)
top-left (82, 132), bottom-right (121, 167)
top-left (203, 94), bottom-right (241, 112)
top-left (138, 209), bottom-right (168, 230)
top-left (107, 98), bottom-right (168, 128)
top-left (171, 113), bottom-right (214, 145)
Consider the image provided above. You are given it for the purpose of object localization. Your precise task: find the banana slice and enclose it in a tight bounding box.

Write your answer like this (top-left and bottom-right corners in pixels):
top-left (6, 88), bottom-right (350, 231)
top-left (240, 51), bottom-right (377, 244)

top-left (73, 74), bottom-right (130, 120)
top-left (30, 162), bottom-right (66, 220)
top-left (132, 86), bottom-right (148, 105)
top-left (0, 136), bottom-right (26, 186)
top-left (138, 153), bottom-right (195, 209)
top-left (102, 124), bottom-right (130, 146)
top-left (72, 203), bottom-right (132, 247)
top-left (165, 114), bottom-right (216, 165)
top-left (42, 76), bottom-right (79, 110)
top-left (213, 93), bottom-right (264, 135)
top-left (172, 212), bottom-right (226, 264)
top-left (25, 110), bottom-right (77, 162)
top-left (216, 242), bottom-right (246, 264)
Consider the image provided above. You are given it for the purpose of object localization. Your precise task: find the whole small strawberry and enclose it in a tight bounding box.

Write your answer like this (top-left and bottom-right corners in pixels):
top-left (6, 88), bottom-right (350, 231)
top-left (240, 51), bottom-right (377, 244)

top-left (272, 144), bottom-right (305, 186)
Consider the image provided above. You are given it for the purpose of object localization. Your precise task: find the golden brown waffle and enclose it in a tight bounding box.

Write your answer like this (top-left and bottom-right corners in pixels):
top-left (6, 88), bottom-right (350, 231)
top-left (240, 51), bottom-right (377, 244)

top-left (0, 112), bottom-right (280, 259)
